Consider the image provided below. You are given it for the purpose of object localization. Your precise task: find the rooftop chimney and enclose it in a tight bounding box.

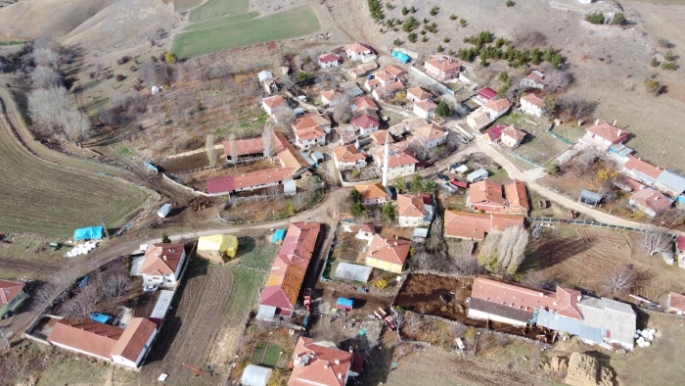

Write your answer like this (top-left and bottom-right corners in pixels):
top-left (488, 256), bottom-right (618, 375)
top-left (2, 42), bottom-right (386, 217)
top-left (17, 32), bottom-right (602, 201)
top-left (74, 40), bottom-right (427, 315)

top-left (324, 362), bottom-right (329, 369)
top-left (594, 119), bottom-right (599, 125)
top-left (338, 373), bottom-right (343, 380)
top-left (163, 255), bottom-right (167, 261)
top-left (613, 119), bottom-right (617, 126)
top-left (334, 358), bottom-right (340, 365)
top-left (349, 347), bottom-right (353, 354)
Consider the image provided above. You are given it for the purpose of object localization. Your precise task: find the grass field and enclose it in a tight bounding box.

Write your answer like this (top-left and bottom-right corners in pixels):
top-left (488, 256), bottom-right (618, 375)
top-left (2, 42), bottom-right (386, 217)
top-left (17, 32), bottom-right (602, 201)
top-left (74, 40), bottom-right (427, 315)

top-left (171, 0), bottom-right (203, 12)
top-left (0, 112), bottom-right (147, 238)
top-left (189, 0), bottom-right (250, 22)
top-left (173, 5), bottom-right (320, 59)
top-left (184, 11), bottom-right (259, 32)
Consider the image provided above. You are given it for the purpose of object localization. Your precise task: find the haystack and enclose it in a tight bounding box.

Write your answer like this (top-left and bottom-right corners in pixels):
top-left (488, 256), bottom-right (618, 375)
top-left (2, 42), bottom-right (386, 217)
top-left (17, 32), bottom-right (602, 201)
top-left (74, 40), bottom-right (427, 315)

top-left (197, 234), bottom-right (238, 263)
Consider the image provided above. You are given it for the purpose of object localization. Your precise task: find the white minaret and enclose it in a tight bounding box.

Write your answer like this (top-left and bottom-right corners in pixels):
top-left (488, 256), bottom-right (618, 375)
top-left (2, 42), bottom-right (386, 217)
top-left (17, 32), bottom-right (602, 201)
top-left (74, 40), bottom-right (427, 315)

top-left (382, 132), bottom-right (390, 187)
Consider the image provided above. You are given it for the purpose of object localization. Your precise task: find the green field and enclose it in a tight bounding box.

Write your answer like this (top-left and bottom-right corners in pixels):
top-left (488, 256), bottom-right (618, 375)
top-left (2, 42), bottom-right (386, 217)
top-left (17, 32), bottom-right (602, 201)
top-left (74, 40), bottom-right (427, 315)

top-left (190, 0), bottom-right (251, 22)
top-left (0, 111), bottom-right (147, 238)
top-left (172, 5), bottom-right (320, 59)
top-left (184, 11), bottom-right (259, 32)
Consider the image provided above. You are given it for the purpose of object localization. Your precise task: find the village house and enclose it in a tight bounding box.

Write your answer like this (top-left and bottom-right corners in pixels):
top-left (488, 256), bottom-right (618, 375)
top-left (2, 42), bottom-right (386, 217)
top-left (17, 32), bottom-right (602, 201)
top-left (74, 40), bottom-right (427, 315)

top-left (582, 120), bottom-right (630, 151)
top-left (206, 167), bottom-right (298, 195)
top-left (503, 179), bottom-right (530, 215)
top-left (293, 114), bottom-right (330, 150)
top-left (444, 211), bottom-right (524, 240)
top-left (413, 123), bottom-right (447, 149)
top-left (466, 110), bottom-right (492, 131)
top-left (413, 99), bottom-right (437, 120)
top-left (258, 71), bottom-right (278, 94)
top-left (289, 337), bottom-right (363, 386)
top-left (482, 99), bottom-right (511, 121)
top-left (372, 81), bottom-right (405, 100)
top-left (350, 96), bottom-right (378, 113)
top-left (258, 222), bottom-right (321, 320)
top-left (337, 125), bottom-right (357, 144)
top-left (406, 87), bottom-right (433, 102)
top-left (369, 130), bottom-right (394, 146)
top-left (0, 279), bottom-right (28, 318)
top-left (469, 276), bottom-right (636, 350)
top-left (519, 70), bottom-right (545, 90)
top-left (356, 223), bottom-right (376, 241)
top-left (482, 125), bottom-right (506, 145)
top-left (345, 43), bottom-right (374, 61)
top-left (352, 114), bottom-right (380, 137)
top-left (347, 62), bottom-right (378, 79)
top-left (473, 87), bottom-right (498, 106)
top-left (397, 194), bottom-right (434, 227)
top-left (333, 144), bottom-right (367, 171)
top-left (423, 56), bottom-right (461, 81)
top-left (653, 170), bottom-right (685, 197)
top-left (667, 293), bottom-right (685, 314)
top-left (623, 155), bottom-right (663, 186)
top-left (365, 234), bottom-right (412, 273)
top-left (261, 95), bottom-right (286, 116)
top-left (354, 183), bottom-right (392, 206)
top-left (467, 179), bottom-right (504, 212)
top-left (613, 174), bottom-right (645, 192)
top-left (222, 132), bottom-right (289, 163)
top-left (374, 146), bottom-right (419, 179)
top-left (629, 189), bottom-right (672, 217)
top-left (140, 243), bottom-right (186, 287)
top-left (500, 127), bottom-right (526, 148)
top-left (47, 317), bottom-right (158, 369)
top-left (520, 92), bottom-right (544, 117)
top-left (321, 89), bottom-right (345, 107)
top-left (318, 53), bottom-right (342, 69)
top-left (384, 65), bottom-right (406, 79)
top-left (364, 77), bottom-right (381, 91)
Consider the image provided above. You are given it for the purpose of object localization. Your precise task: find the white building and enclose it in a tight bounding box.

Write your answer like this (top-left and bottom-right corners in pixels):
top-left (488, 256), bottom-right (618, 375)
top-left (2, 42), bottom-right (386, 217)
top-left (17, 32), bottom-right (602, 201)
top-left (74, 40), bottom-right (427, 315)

top-left (140, 244), bottom-right (186, 287)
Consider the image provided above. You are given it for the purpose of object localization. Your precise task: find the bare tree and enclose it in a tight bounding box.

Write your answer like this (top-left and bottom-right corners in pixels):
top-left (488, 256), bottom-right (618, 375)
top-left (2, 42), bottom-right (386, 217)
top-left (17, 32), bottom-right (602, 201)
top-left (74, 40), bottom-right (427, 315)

top-left (601, 268), bottom-right (635, 294)
top-left (140, 60), bottom-right (158, 85)
top-left (575, 149), bottom-right (598, 174)
top-left (544, 70), bottom-right (573, 94)
top-left (31, 66), bottom-right (62, 88)
top-left (33, 35), bottom-right (53, 50)
top-left (559, 94), bottom-right (596, 125)
top-left (205, 134), bottom-right (216, 167)
top-left (27, 86), bottom-right (70, 135)
top-left (478, 231), bottom-right (501, 270)
top-left (407, 141), bottom-right (427, 161)
top-left (273, 106), bottom-right (295, 135)
top-left (404, 311), bottom-right (421, 334)
top-left (62, 110), bottom-right (91, 146)
top-left (427, 215), bottom-right (444, 251)
top-left (33, 282), bottom-right (56, 304)
top-left (262, 121), bottom-right (275, 159)
top-left (331, 101), bottom-right (353, 124)
top-left (497, 226), bottom-right (529, 274)
top-left (32, 48), bottom-right (60, 68)
top-left (446, 130), bottom-right (461, 149)
top-left (639, 228), bottom-right (672, 256)
top-left (228, 133), bottom-right (238, 167)
top-left (104, 273), bottom-right (130, 299)
top-left (63, 283), bottom-right (99, 320)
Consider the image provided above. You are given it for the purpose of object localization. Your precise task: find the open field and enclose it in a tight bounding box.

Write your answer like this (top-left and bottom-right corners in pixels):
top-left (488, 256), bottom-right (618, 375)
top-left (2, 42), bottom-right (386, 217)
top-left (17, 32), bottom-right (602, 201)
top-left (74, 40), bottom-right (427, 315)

top-left (496, 114), bottom-right (572, 166)
top-left (0, 101), bottom-right (147, 238)
top-left (173, 5), bottom-right (320, 58)
top-left (189, 0), bottom-right (250, 22)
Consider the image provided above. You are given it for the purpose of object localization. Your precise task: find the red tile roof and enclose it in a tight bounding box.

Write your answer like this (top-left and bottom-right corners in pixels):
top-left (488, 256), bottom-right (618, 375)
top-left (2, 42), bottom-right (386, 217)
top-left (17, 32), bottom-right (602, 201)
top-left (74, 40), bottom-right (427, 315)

top-left (351, 96), bottom-right (378, 110)
top-left (407, 87), bottom-right (433, 101)
top-left (367, 234), bottom-right (411, 266)
top-left (207, 176), bottom-right (235, 194)
top-left (373, 81), bottom-right (405, 98)
top-left (289, 337), bottom-right (354, 386)
top-left (630, 189), bottom-right (672, 213)
top-left (624, 155), bottom-right (662, 179)
top-left (369, 130), bottom-right (394, 145)
top-left (377, 146), bottom-right (418, 168)
top-left (586, 121), bottom-right (629, 144)
top-left (110, 318), bottom-right (157, 363)
top-left (384, 65), bottom-right (406, 78)
top-left (352, 114), bottom-right (379, 130)
top-left (503, 179), bottom-right (530, 212)
top-left (521, 93), bottom-right (543, 108)
top-left (48, 319), bottom-right (124, 359)
top-left (262, 95), bottom-right (286, 109)
top-left (397, 194), bottom-right (426, 218)
top-left (444, 211), bottom-right (524, 240)
top-left (469, 180), bottom-right (504, 206)
top-left (222, 133), bottom-right (286, 157)
top-left (294, 114), bottom-right (328, 141)
top-left (333, 145), bottom-right (366, 164)
top-left (354, 183), bottom-right (389, 201)
top-left (360, 224), bottom-right (375, 234)
top-left (425, 56), bottom-right (461, 72)
top-left (345, 43), bottom-right (373, 54)
top-left (414, 99), bottom-right (437, 112)
top-left (141, 244), bottom-right (185, 276)
top-left (669, 293), bottom-right (685, 312)
top-left (502, 127), bottom-right (526, 142)
top-left (483, 125), bottom-right (506, 142)
top-left (678, 236), bottom-right (685, 253)
top-left (319, 54), bottom-right (342, 63)
top-left (471, 276), bottom-right (582, 319)
top-left (483, 99), bottom-right (511, 113)
top-left (0, 279), bottom-right (25, 307)
top-left (321, 89), bottom-right (344, 103)
top-left (477, 87), bottom-right (498, 100)
top-left (414, 123), bottom-right (445, 141)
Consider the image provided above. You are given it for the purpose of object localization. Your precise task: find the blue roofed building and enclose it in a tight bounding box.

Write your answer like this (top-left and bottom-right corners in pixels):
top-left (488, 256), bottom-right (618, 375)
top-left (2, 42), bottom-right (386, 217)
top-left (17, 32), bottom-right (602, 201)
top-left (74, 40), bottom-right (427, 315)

top-left (654, 170), bottom-right (685, 197)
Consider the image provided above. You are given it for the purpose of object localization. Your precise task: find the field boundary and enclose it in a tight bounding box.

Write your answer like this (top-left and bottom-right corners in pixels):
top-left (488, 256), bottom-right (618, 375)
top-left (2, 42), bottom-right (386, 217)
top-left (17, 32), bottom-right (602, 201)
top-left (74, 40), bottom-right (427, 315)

top-left (530, 217), bottom-right (679, 238)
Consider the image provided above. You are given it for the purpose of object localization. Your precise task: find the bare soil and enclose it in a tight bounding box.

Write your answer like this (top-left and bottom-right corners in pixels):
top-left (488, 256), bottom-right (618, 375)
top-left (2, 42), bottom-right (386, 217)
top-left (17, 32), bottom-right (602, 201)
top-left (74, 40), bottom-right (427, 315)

top-left (395, 274), bottom-right (473, 322)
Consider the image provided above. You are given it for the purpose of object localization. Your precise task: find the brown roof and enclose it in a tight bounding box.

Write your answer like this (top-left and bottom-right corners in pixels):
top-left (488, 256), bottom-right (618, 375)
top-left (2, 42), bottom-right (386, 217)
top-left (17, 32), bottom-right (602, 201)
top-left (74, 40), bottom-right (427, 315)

top-left (407, 87), bottom-right (433, 101)
top-left (425, 56), bottom-right (461, 72)
top-left (614, 174), bottom-right (645, 191)
top-left (384, 65), bottom-right (406, 78)
top-left (333, 145), bottom-right (366, 164)
top-left (222, 133), bottom-right (286, 157)
top-left (141, 244), bottom-right (185, 276)
top-left (375, 71), bottom-right (395, 83)
top-left (351, 96), bottom-right (378, 110)
top-left (502, 127), bottom-right (526, 142)
top-left (503, 179), bottom-right (530, 212)
top-left (483, 99), bottom-right (511, 113)
top-left (369, 130), bottom-right (394, 145)
top-left (294, 114), bottom-right (327, 141)
top-left (414, 99), bottom-right (437, 112)
top-left (469, 180), bottom-right (504, 206)
top-left (468, 110), bottom-right (491, 128)
top-left (262, 95), bottom-right (286, 109)
top-left (397, 194), bottom-right (426, 218)
top-left (630, 189), bottom-right (672, 213)
top-left (0, 279), bottom-right (25, 306)
top-left (367, 234), bottom-right (411, 266)
top-left (289, 337), bottom-right (353, 386)
top-left (345, 43), bottom-right (372, 53)
top-left (360, 224), bottom-right (375, 234)
top-left (321, 89), bottom-right (344, 103)
top-left (354, 183), bottom-right (389, 201)
top-left (624, 156), bottom-right (662, 179)
top-left (414, 123), bottom-right (445, 141)
top-left (48, 319), bottom-right (124, 359)
top-left (521, 93), bottom-right (543, 108)
top-left (471, 276), bottom-right (582, 319)
top-left (110, 318), bottom-right (157, 363)
top-left (373, 81), bottom-right (405, 98)
top-left (669, 293), bottom-right (685, 312)
top-left (234, 167), bottom-right (296, 190)
top-left (444, 211), bottom-right (524, 240)
top-left (525, 71), bottom-right (544, 83)
top-left (377, 146), bottom-right (418, 168)
top-left (586, 121), bottom-right (630, 143)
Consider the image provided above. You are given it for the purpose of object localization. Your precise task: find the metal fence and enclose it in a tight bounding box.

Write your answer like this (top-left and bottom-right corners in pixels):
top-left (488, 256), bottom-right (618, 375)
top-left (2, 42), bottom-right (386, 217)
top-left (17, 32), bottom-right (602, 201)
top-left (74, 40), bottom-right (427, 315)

top-left (547, 127), bottom-right (575, 145)
top-left (530, 217), bottom-right (679, 239)
top-left (508, 150), bottom-right (541, 167)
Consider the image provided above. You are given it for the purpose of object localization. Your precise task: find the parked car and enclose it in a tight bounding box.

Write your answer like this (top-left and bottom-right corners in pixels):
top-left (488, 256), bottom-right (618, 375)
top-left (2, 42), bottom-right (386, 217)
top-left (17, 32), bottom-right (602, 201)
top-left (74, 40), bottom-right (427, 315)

top-left (437, 174), bottom-right (450, 181)
top-left (451, 179), bottom-right (468, 188)
top-left (143, 285), bottom-right (158, 293)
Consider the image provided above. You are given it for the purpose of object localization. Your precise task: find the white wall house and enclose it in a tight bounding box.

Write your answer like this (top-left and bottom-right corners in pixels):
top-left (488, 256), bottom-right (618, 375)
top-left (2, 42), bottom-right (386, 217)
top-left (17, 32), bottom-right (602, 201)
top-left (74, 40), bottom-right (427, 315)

top-left (140, 244), bottom-right (186, 288)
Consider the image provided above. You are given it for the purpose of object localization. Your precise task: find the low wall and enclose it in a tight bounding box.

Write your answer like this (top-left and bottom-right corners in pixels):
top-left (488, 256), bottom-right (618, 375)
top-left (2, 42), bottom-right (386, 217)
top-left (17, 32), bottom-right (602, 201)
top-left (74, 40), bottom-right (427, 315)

top-left (161, 174), bottom-right (211, 197)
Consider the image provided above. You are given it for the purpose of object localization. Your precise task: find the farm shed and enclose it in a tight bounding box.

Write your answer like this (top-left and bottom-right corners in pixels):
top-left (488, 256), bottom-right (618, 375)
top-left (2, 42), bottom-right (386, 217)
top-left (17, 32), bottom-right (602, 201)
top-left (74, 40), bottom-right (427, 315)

top-left (74, 226), bottom-right (104, 241)
top-left (579, 190), bottom-right (602, 207)
top-left (157, 203), bottom-right (171, 218)
top-left (150, 290), bottom-right (175, 325)
top-left (283, 179), bottom-right (297, 196)
top-left (197, 234), bottom-right (239, 263)
top-left (241, 365), bottom-right (272, 386)
top-left (467, 168), bottom-right (488, 183)
top-left (335, 262), bottom-right (373, 283)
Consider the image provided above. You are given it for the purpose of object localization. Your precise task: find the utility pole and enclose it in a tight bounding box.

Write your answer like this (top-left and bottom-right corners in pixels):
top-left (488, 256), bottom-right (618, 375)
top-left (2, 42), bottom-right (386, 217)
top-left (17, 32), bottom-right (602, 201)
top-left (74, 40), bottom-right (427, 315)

top-left (100, 215), bottom-right (110, 238)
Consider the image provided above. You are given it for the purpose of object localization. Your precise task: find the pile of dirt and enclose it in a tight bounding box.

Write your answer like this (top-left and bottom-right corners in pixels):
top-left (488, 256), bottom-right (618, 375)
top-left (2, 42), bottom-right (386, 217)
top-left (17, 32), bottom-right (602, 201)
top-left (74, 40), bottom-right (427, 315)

top-left (563, 352), bottom-right (614, 386)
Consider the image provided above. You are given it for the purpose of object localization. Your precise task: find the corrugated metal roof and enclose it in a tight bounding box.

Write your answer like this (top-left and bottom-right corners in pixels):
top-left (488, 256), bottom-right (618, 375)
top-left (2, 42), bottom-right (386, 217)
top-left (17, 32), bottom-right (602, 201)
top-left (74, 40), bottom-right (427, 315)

top-left (150, 290), bottom-right (175, 321)
top-left (413, 228), bottom-right (429, 238)
top-left (241, 365), bottom-right (272, 386)
top-left (334, 263), bottom-right (372, 282)
top-left (580, 189), bottom-right (602, 201)
top-left (577, 297), bottom-right (636, 348)
top-left (468, 298), bottom-right (533, 324)
top-left (536, 308), bottom-right (604, 343)
top-left (656, 170), bottom-right (685, 193)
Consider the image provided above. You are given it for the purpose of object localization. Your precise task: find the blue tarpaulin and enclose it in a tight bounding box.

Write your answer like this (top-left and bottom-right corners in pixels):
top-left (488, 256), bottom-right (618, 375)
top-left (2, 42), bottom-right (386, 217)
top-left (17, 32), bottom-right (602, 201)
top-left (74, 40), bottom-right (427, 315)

top-left (336, 297), bottom-right (354, 309)
top-left (271, 229), bottom-right (285, 243)
top-left (89, 312), bottom-right (111, 324)
top-left (74, 226), bottom-right (104, 241)
top-left (391, 51), bottom-right (411, 63)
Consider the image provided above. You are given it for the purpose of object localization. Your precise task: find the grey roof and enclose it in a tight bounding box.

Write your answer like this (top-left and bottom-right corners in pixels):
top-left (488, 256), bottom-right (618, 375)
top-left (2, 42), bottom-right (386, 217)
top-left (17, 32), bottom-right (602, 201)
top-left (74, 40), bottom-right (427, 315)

top-left (258, 71), bottom-right (273, 83)
top-left (150, 290), bottom-right (175, 321)
top-left (468, 298), bottom-right (534, 324)
top-left (577, 297), bottom-right (636, 348)
top-left (283, 179), bottom-right (297, 194)
top-left (300, 152), bottom-right (317, 166)
top-left (580, 189), bottom-right (602, 202)
top-left (467, 168), bottom-right (488, 182)
top-left (241, 365), bottom-right (272, 386)
top-left (311, 151), bottom-right (324, 161)
top-left (656, 170), bottom-right (685, 194)
top-left (536, 308), bottom-right (603, 343)
top-left (633, 171), bottom-right (657, 185)
top-left (413, 228), bottom-right (429, 238)
top-left (257, 305), bottom-right (277, 319)
top-left (334, 262), bottom-right (373, 282)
